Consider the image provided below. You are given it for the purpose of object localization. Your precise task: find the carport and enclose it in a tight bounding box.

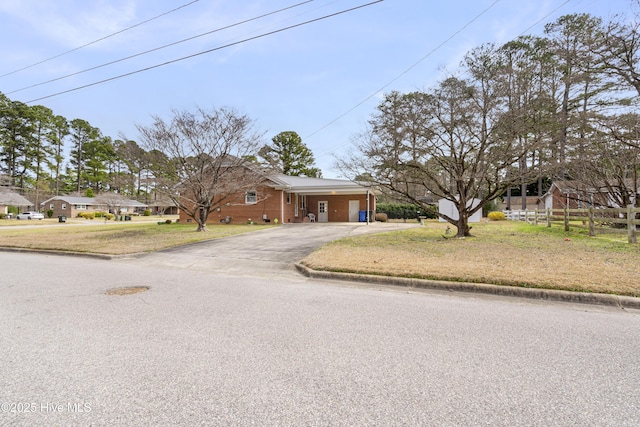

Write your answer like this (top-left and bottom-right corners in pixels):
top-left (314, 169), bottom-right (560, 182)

top-left (270, 175), bottom-right (377, 223)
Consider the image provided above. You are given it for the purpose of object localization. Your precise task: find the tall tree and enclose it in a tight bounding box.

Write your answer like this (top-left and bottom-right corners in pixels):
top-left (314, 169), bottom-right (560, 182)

top-left (544, 13), bottom-right (604, 178)
top-left (342, 69), bottom-right (541, 237)
top-left (259, 131), bottom-right (321, 177)
top-left (48, 115), bottom-right (69, 196)
top-left (115, 139), bottom-right (148, 196)
top-left (69, 118), bottom-right (101, 193)
top-left (82, 135), bottom-right (115, 193)
top-left (137, 106), bottom-right (265, 232)
top-left (0, 96), bottom-right (35, 189)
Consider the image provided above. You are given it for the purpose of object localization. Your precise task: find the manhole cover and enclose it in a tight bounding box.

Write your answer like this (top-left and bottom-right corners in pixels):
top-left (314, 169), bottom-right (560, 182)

top-left (106, 286), bottom-right (150, 296)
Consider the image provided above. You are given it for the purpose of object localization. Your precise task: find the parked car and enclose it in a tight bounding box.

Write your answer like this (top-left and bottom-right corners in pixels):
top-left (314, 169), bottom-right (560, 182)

top-left (16, 211), bottom-right (45, 220)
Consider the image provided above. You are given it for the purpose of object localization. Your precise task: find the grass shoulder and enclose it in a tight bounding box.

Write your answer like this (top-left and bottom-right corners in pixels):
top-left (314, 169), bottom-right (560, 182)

top-left (301, 220), bottom-right (640, 297)
top-left (0, 220), bottom-right (274, 255)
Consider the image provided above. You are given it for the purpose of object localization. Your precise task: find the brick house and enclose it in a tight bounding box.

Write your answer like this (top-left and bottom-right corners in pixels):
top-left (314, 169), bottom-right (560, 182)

top-left (0, 189), bottom-right (33, 215)
top-left (41, 196), bottom-right (148, 218)
top-left (179, 173), bottom-right (377, 224)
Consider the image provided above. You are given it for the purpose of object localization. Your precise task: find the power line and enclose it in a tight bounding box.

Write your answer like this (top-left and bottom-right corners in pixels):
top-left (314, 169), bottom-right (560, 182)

top-left (0, 0), bottom-right (200, 79)
top-left (8, 0), bottom-right (314, 95)
top-left (310, 0), bottom-right (573, 158)
top-left (26, 1), bottom-right (384, 103)
top-left (308, 0), bottom-right (502, 149)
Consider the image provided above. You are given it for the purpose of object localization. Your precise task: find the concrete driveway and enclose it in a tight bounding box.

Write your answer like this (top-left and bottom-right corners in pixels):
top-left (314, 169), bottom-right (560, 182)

top-left (124, 222), bottom-right (420, 278)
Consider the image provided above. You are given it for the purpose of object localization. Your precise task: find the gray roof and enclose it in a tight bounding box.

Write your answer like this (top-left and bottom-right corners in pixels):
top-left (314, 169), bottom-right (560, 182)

top-left (268, 174), bottom-right (375, 195)
top-left (0, 189), bottom-right (32, 206)
top-left (40, 195), bottom-right (147, 207)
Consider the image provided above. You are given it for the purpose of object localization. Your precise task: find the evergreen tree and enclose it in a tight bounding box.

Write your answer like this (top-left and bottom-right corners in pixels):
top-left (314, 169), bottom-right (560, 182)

top-left (259, 131), bottom-right (321, 177)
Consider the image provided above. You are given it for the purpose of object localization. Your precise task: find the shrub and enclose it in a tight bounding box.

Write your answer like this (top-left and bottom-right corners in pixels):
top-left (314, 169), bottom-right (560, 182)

top-left (94, 211), bottom-right (103, 218)
top-left (7, 206), bottom-right (18, 215)
top-left (103, 213), bottom-right (115, 220)
top-left (78, 212), bottom-right (95, 220)
top-left (376, 203), bottom-right (437, 220)
top-left (165, 219), bottom-right (172, 224)
top-left (483, 200), bottom-right (500, 217)
top-left (0, 213), bottom-right (5, 219)
top-left (374, 212), bottom-right (388, 222)
top-left (143, 209), bottom-right (152, 216)
top-left (46, 209), bottom-right (54, 218)
top-left (488, 211), bottom-right (506, 221)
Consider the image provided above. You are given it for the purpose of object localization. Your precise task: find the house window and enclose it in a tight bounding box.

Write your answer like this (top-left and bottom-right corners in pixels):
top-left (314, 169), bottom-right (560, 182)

top-left (299, 195), bottom-right (307, 210)
top-left (286, 192), bottom-right (291, 204)
top-left (245, 190), bottom-right (257, 204)
top-left (75, 204), bottom-right (87, 210)
top-left (49, 204), bottom-right (54, 209)
top-left (61, 204), bottom-right (67, 210)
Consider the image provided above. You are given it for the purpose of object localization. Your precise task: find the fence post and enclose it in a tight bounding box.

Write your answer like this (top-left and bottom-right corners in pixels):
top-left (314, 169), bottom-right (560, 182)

top-left (589, 207), bottom-right (595, 237)
top-left (628, 204), bottom-right (637, 244)
top-left (564, 206), bottom-right (569, 231)
top-left (546, 208), bottom-right (551, 228)
top-left (534, 209), bottom-right (538, 226)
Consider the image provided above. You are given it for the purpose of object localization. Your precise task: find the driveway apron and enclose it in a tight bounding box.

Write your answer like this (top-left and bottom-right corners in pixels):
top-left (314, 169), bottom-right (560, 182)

top-left (121, 222), bottom-right (419, 279)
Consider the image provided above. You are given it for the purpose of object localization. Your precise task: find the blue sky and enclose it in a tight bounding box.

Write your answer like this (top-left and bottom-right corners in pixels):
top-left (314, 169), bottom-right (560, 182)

top-left (0, 0), bottom-right (632, 178)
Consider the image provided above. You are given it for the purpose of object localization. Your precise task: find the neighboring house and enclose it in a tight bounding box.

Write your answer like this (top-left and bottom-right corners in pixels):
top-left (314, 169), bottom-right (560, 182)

top-left (499, 196), bottom-right (543, 211)
top-left (540, 181), bottom-right (635, 210)
top-left (0, 189), bottom-right (33, 214)
top-left (40, 196), bottom-right (148, 218)
top-left (180, 173), bottom-right (377, 224)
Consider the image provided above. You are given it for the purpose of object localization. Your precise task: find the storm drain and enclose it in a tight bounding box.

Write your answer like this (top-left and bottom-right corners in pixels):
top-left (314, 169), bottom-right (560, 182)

top-left (106, 286), bottom-right (150, 296)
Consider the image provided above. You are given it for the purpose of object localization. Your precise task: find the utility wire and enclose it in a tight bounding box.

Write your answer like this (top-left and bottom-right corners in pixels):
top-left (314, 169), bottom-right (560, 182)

top-left (0, 0), bottom-right (200, 78)
top-left (310, 0), bottom-right (572, 159)
top-left (308, 0), bottom-right (502, 147)
top-left (26, 1), bottom-right (383, 103)
top-left (8, 0), bottom-right (314, 95)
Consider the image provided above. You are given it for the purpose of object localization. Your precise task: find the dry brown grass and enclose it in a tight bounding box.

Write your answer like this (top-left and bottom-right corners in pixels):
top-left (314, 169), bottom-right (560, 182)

top-left (0, 221), bottom-right (270, 255)
top-left (302, 220), bottom-right (640, 296)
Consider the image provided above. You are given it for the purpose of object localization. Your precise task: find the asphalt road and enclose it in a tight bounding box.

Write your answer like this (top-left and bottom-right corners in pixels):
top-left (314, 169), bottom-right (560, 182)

top-left (1, 224), bottom-right (639, 426)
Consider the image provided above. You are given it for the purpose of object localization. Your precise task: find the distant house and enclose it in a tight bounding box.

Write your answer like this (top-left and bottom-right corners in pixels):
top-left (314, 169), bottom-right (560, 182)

top-left (499, 196), bottom-right (543, 211)
top-left (0, 189), bottom-right (33, 215)
top-left (40, 195), bottom-right (148, 218)
top-left (179, 172), bottom-right (378, 224)
top-left (540, 180), bottom-right (640, 210)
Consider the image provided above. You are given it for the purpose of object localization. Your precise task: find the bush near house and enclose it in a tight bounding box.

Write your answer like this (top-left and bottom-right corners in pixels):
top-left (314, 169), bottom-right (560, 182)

top-left (376, 203), bottom-right (437, 220)
top-left (375, 212), bottom-right (388, 222)
top-left (488, 211), bottom-right (507, 221)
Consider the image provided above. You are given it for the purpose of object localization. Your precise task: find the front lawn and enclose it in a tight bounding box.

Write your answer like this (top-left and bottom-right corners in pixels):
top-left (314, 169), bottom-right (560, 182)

top-left (0, 221), bottom-right (272, 255)
top-left (301, 220), bottom-right (640, 297)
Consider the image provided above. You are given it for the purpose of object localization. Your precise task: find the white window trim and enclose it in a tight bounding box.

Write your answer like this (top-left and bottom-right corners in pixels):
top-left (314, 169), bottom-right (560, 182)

top-left (245, 190), bottom-right (257, 204)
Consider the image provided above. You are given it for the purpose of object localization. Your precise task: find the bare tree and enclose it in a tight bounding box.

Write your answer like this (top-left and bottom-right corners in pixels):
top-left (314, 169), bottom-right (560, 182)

top-left (137, 107), bottom-right (266, 231)
top-left (95, 192), bottom-right (129, 219)
top-left (341, 76), bottom-right (540, 237)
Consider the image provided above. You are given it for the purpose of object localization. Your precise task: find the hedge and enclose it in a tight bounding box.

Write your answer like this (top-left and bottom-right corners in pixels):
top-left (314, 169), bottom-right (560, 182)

top-left (375, 203), bottom-right (437, 220)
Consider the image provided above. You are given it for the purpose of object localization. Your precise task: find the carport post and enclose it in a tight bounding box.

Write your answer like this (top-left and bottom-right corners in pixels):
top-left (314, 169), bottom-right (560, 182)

top-left (366, 190), bottom-right (370, 225)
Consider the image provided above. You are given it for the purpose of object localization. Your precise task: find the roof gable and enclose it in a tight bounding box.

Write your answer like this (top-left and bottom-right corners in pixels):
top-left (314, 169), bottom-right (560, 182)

top-left (0, 189), bottom-right (32, 206)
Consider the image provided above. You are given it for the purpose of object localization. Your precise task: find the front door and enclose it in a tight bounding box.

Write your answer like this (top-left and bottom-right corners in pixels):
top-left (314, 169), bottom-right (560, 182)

top-left (318, 201), bottom-right (328, 222)
top-left (348, 200), bottom-right (360, 222)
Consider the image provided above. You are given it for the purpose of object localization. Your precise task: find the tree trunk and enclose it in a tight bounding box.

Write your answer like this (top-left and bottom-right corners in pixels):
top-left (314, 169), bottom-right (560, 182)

top-left (455, 215), bottom-right (472, 238)
top-left (196, 207), bottom-right (209, 232)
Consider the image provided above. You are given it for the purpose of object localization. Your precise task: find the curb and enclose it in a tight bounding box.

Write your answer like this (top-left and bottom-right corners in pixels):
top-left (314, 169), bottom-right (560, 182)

top-left (294, 263), bottom-right (640, 310)
top-left (0, 246), bottom-right (116, 260)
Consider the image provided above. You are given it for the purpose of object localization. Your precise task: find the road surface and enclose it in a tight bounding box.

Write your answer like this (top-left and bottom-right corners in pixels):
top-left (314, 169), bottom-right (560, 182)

top-left (1, 224), bottom-right (639, 426)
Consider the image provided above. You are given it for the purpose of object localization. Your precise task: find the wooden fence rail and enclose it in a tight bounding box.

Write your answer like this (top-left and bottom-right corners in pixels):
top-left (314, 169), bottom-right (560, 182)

top-left (503, 205), bottom-right (640, 244)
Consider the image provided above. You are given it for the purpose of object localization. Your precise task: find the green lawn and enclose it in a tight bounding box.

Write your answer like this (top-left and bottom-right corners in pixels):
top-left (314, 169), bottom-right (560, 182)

top-left (0, 220), bottom-right (273, 255)
top-left (302, 220), bottom-right (640, 297)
